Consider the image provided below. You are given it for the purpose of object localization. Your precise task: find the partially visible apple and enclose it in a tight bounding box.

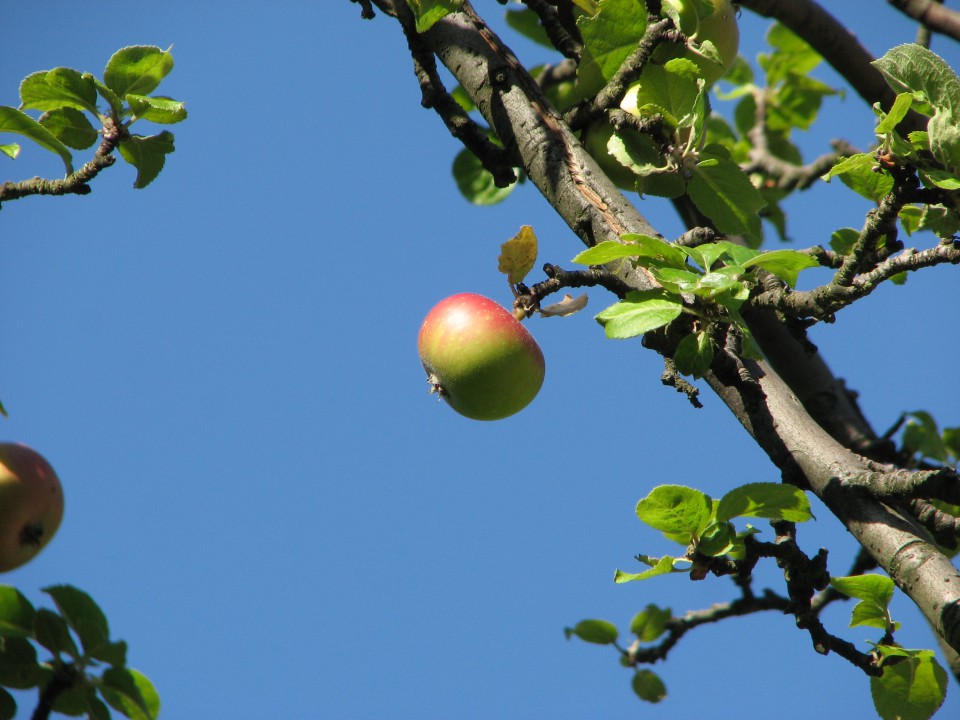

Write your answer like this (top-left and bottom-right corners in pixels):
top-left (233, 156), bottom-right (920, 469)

top-left (418, 293), bottom-right (545, 421)
top-left (661, 0), bottom-right (739, 85)
top-left (0, 443), bottom-right (65, 573)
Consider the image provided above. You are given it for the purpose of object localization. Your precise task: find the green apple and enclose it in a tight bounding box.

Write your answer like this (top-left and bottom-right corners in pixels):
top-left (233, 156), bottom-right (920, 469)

top-left (661, 0), bottom-right (739, 85)
top-left (0, 443), bottom-right (65, 573)
top-left (418, 293), bottom-right (545, 421)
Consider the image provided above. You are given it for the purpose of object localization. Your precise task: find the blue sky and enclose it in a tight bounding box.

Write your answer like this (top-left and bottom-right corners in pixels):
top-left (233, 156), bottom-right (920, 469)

top-left (1, 2), bottom-right (958, 718)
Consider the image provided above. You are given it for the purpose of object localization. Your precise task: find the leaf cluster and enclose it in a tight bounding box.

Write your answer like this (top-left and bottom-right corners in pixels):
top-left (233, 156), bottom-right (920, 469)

top-left (614, 481), bottom-right (812, 581)
top-left (1, 46), bottom-right (185, 189)
top-left (822, 44), bottom-right (960, 240)
top-left (573, 234), bottom-right (817, 375)
top-left (0, 585), bottom-right (158, 720)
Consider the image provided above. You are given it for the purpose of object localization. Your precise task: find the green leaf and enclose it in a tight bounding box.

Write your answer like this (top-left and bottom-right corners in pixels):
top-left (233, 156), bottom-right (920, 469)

top-left (0, 143), bottom-right (19, 159)
top-left (716, 483), bottom-right (813, 523)
top-left (52, 684), bottom-right (105, 718)
top-left (830, 574), bottom-right (895, 630)
top-left (636, 485), bottom-right (712, 539)
top-left (452, 148), bottom-right (517, 205)
top-left (0, 636), bottom-right (42, 689)
top-left (830, 227), bottom-right (860, 255)
top-left (0, 106), bottom-right (74, 174)
top-left (100, 668), bottom-right (160, 720)
top-left (504, 8), bottom-right (554, 50)
top-left (39, 108), bottom-right (98, 150)
top-left (572, 234), bottom-right (686, 268)
top-left (650, 267), bottom-right (702, 294)
top-left (103, 46), bottom-right (174, 99)
top-left (41, 585), bottom-right (125, 664)
top-left (696, 521), bottom-right (736, 556)
top-left (759, 23), bottom-right (822, 87)
top-left (766, 72), bottom-right (836, 132)
top-left (872, 44), bottom-right (960, 116)
top-left (565, 619), bottom-right (618, 645)
top-left (673, 330), bottom-right (714, 378)
top-left (903, 411), bottom-right (949, 463)
top-left (405, 0), bottom-right (464, 32)
top-left (621, 58), bottom-right (707, 135)
top-left (34, 609), bottom-right (80, 659)
top-left (876, 93), bottom-right (915, 135)
top-left (576, 0), bottom-right (647, 98)
top-left (943, 427), bottom-right (960, 461)
top-left (93, 79), bottom-right (123, 116)
top-left (595, 289), bottom-right (683, 339)
top-left (126, 94), bottom-right (187, 124)
top-left (821, 152), bottom-right (894, 202)
top-left (629, 604), bottom-right (671, 642)
top-left (632, 669), bottom-right (667, 703)
top-left (742, 249), bottom-right (819, 288)
top-left (19, 68), bottom-right (99, 116)
top-left (871, 650), bottom-right (947, 720)
top-left (0, 586), bottom-right (36, 638)
top-left (689, 144), bottom-right (765, 244)
top-left (614, 556), bottom-right (679, 582)
top-left (691, 266), bottom-right (747, 298)
top-left (0, 687), bottom-right (15, 720)
top-left (118, 131), bottom-right (175, 189)
top-left (684, 241), bottom-right (759, 271)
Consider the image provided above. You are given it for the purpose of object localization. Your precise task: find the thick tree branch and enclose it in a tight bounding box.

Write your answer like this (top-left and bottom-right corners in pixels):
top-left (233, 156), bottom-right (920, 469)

top-left (889, 0), bottom-right (960, 43)
top-left (372, 0), bottom-right (960, 655)
top-left (738, 0), bottom-right (925, 132)
top-left (520, 0), bottom-right (582, 59)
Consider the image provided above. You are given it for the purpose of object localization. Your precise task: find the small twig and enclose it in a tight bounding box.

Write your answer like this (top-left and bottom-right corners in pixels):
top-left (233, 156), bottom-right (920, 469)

top-left (514, 263), bottom-right (632, 318)
top-left (910, 498), bottom-right (960, 550)
top-left (351, 0), bottom-right (376, 19)
top-left (520, 0), bottom-right (582, 59)
top-left (745, 91), bottom-right (856, 191)
top-left (0, 119), bottom-right (122, 207)
top-left (563, 16), bottom-right (679, 131)
top-left (889, 0), bottom-right (960, 44)
top-left (660, 358), bottom-right (703, 408)
top-left (393, 0), bottom-right (517, 188)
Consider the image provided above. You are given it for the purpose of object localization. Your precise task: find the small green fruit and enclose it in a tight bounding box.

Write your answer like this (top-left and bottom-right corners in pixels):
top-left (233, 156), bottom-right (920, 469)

top-left (418, 293), bottom-right (545, 421)
top-left (0, 443), bottom-right (65, 573)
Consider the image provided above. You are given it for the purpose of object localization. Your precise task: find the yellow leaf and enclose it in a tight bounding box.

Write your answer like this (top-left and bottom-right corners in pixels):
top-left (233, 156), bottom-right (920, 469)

top-left (498, 225), bottom-right (538, 285)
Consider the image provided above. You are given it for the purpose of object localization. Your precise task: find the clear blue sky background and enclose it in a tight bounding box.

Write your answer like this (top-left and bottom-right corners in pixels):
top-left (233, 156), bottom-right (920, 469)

top-left (1, 2), bottom-right (958, 719)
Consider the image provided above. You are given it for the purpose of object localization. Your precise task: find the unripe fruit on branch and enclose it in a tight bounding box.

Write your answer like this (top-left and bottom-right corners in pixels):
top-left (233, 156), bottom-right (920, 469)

top-left (418, 293), bottom-right (545, 421)
top-left (0, 443), bottom-right (64, 573)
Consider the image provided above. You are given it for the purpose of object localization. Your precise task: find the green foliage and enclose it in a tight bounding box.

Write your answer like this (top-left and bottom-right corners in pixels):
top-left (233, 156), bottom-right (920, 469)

top-left (629, 604), bottom-right (671, 642)
top-left (631, 669), bottom-right (666, 702)
top-left (821, 44), bottom-right (960, 239)
top-left (830, 574), bottom-right (896, 632)
top-left (565, 619), bottom-right (619, 645)
top-left (404, 0), bottom-right (464, 33)
top-left (452, 146), bottom-right (519, 205)
top-left (900, 411), bottom-right (960, 465)
top-left (575, 236), bottom-right (818, 374)
top-left (615, 482), bottom-right (812, 581)
top-left (871, 646), bottom-right (948, 720)
top-left (0, 585), bottom-right (159, 720)
top-left (575, 0), bottom-right (648, 99)
top-left (1, 46), bottom-right (186, 188)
